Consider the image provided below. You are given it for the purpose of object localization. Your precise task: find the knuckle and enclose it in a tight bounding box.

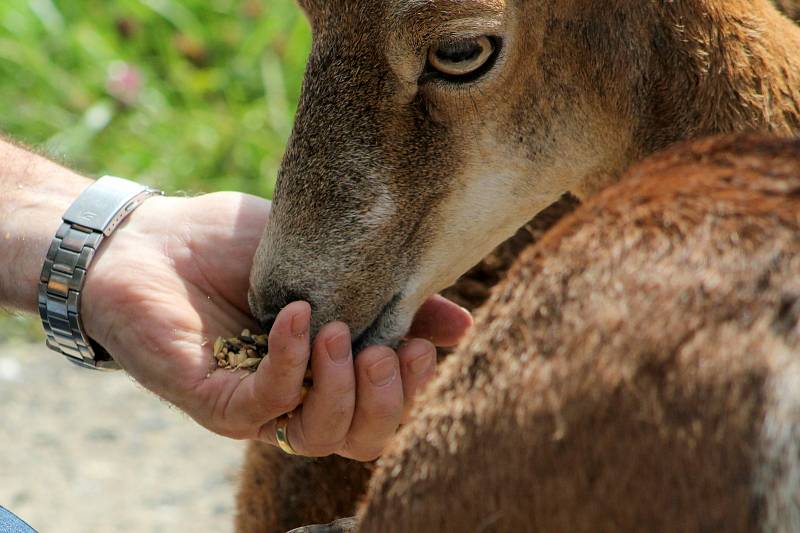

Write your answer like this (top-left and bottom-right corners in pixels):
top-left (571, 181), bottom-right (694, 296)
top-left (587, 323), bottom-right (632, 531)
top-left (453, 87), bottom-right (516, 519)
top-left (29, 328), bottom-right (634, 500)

top-left (303, 413), bottom-right (351, 450)
top-left (271, 351), bottom-right (309, 378)
top-left (284, 349), bottom-right (311, 372)
top-left (304, 439), bottom-right (343, 457)
top-left (298, 430), bottom-right (341, 457)
top-left (326, 380), bottom-right (357, 400)
top-left (362, 399), bottom-right (402, 424)
top-left (268, 392), bottom-right (303, 414)
top-left (323, 408), bottom-right (354, 434)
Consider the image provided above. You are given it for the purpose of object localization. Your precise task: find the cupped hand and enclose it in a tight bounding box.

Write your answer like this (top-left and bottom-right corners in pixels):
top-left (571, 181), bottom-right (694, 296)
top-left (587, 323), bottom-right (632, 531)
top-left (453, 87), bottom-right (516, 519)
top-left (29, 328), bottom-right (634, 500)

top-left (80, 192), bottom-right (472, 461)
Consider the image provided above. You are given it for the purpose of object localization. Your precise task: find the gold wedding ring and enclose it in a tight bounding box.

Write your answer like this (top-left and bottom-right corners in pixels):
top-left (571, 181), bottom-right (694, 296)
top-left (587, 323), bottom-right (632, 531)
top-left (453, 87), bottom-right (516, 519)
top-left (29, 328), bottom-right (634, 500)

top-left (275, 415), bottom-right (298, 455)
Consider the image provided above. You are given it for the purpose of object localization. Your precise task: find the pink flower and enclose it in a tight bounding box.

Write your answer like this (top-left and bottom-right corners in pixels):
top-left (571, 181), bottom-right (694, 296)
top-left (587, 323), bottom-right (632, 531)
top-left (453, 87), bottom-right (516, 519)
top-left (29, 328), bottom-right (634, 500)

top-left (106, 61), bottom-right (142, 106)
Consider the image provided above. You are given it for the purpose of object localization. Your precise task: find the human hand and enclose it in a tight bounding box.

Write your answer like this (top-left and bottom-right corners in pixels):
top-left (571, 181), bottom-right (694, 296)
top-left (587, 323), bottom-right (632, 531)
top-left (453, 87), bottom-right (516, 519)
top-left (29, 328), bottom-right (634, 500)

top-left (80, 192), bottom-right (472, 460)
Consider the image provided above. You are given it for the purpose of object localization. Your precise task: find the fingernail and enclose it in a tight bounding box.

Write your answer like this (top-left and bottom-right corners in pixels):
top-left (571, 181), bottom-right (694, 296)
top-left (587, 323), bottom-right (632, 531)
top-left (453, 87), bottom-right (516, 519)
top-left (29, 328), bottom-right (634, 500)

top-left (326, 333), bottom-right (351, 364)
top-left (290, 310), bottom-right (308, 337)
top-left (368, 357), bottom-right (397, 387)
top-left (405, 340), bottom-right (435, 375)
top-left (410, 351), bottom-right (434, 375)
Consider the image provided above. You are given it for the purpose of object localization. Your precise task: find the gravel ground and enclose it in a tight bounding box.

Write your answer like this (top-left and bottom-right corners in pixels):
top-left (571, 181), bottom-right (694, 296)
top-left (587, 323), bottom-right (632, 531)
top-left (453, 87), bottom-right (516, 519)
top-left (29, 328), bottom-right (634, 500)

top-left (0, 342), bottom-right (244, 533)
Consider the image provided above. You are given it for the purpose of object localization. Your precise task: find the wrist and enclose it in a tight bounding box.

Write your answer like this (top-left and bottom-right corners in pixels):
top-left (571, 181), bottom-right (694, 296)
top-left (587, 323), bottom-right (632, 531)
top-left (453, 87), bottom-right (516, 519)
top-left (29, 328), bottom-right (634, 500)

top-left (36, 176), bottom-right (166, 369)
top-left (0, 142), bottom-right (91, 311)
top-left (79, 194), bottom-right (178, 349)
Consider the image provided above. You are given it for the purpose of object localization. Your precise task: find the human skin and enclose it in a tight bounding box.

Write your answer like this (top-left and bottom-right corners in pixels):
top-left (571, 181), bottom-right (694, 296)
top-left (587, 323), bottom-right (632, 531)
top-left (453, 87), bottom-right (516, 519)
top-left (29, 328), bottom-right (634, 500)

top-left (0, 139), bottom-right (473, 460)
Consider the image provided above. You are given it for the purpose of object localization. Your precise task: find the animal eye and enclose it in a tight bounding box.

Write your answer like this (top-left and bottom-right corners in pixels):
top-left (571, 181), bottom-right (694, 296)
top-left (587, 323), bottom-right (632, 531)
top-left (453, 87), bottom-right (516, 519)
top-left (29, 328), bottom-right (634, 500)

top-left (427, 36), bottom-right (498, 81)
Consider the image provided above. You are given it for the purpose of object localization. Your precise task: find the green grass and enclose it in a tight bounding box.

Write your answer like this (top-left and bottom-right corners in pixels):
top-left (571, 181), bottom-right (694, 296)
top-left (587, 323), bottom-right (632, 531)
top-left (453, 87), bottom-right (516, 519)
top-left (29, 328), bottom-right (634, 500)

top-left (0, 0), bottom-right (310, 196)
top-left (0, 0), bottom-right (311, 342)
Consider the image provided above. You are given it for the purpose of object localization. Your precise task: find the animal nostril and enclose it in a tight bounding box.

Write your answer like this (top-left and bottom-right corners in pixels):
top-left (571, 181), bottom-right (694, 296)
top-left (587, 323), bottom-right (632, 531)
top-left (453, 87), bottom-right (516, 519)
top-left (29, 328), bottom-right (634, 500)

top-left (250, 286), bottom-right (312, 334)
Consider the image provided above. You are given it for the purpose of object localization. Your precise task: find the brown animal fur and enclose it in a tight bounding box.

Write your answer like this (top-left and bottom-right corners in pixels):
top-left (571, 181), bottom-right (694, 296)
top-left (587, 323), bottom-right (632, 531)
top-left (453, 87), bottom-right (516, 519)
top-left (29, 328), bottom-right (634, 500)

top-left (236, 448), bottom-right (373, 532)
top-left (239, 0), bottom-right (800, 531)
top-left (357, 134), bottom-right (800, 532)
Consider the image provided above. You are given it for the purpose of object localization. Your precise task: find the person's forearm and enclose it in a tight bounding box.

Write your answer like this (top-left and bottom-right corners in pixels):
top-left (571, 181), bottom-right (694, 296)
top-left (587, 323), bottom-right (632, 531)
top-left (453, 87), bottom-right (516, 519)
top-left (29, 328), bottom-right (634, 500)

top-left (0, 139), bottom-right (91, 312)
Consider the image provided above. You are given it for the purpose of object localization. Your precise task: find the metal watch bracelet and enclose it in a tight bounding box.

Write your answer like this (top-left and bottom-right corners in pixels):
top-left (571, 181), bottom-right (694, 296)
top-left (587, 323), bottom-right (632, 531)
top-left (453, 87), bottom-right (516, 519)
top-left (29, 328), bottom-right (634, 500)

top-left (38, 176), bottom-right (162, 371)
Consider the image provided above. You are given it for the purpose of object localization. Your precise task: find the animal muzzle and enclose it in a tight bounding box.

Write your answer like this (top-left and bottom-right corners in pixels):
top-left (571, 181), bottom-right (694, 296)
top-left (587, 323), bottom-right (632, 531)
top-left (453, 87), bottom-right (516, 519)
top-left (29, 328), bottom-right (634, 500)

top-left (248, 234), bottom-right (407, 347)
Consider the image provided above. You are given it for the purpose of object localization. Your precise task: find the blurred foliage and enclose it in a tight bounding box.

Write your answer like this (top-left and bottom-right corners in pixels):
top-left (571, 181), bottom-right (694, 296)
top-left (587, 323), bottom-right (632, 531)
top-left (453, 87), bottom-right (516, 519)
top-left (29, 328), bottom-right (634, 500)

top-left (0, 0), bottom-right (310, 197)
top-left (0, 310), bottom-right (43, 343)
top-left (0, 0), bottom-right (311, 342)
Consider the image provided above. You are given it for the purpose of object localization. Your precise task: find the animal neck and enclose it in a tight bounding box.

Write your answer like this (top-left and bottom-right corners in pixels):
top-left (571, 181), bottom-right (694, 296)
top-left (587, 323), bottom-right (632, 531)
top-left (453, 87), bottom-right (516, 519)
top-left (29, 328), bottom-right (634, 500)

top-left (636, 0), bottom-right (800, 154)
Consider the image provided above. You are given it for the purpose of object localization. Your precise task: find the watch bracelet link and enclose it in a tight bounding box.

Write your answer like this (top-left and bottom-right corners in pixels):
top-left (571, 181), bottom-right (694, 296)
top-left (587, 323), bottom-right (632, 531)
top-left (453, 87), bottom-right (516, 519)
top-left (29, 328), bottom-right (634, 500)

top-left (38, 223), bottom-right (118, 370)
top-left (38, 176), bottom-right (162, 371)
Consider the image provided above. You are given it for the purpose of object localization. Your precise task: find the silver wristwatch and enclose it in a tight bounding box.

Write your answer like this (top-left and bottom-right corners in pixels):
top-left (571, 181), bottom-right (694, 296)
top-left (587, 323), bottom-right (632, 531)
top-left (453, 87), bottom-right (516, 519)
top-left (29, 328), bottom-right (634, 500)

top-left (38, 176), bottom-right (163, 371)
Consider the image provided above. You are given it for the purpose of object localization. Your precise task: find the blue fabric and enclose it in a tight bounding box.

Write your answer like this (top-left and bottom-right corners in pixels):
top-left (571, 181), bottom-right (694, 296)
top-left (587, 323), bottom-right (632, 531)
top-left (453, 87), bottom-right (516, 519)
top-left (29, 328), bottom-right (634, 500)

top-left (0, 506), bottom-right (37, 533)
